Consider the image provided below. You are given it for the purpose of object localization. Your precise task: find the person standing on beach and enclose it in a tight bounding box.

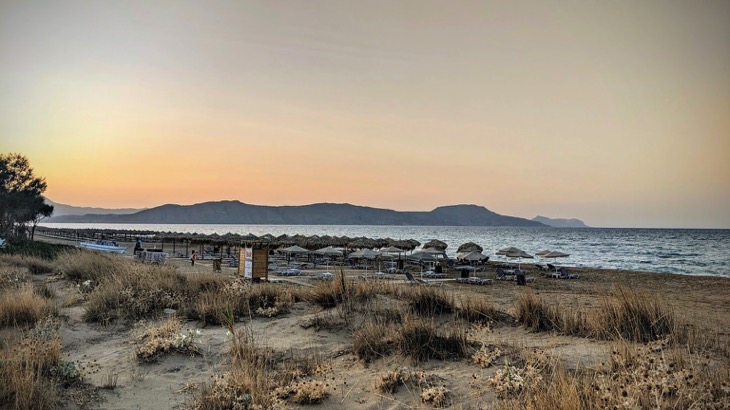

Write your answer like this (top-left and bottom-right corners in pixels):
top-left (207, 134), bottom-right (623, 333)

top-left (191, 250), bottom-right (197, 266)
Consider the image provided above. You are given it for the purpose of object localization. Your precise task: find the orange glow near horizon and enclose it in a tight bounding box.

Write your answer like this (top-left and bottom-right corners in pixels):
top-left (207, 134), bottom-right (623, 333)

top-left (2, 1), bottom-right (729, 228)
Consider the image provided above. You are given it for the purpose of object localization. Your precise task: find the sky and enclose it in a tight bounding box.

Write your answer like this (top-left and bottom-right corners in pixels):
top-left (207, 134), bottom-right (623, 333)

top-left (1, 1), bottom-right (729, 228)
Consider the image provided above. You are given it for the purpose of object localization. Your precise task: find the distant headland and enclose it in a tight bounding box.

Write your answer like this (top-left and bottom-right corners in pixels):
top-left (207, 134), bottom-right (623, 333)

top-left (44, 199), bottom-right (588, 227)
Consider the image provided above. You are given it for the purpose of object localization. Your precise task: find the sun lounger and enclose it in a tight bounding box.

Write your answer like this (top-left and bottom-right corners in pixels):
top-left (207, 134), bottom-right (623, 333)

top-left (422, 271), bottom-right (448, 279)
top-left (456, 277), bottom-right (492, 285)
top-left (318, 272), bottom-right (334, 280)
top-left (276, 268), bottom-right (303, 276)
top-left (495, 268), bottom-right (515, 281)
top-left (404, 271), bottom-right (443, 286)
top-left (361, 271), bottom-right (387, 280)
top-left (559, 267), bottom-right (580, 279)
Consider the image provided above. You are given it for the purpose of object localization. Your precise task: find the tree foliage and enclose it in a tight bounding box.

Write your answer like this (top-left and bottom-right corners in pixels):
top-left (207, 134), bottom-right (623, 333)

top-left (0, 153), bottom-right (53, 240)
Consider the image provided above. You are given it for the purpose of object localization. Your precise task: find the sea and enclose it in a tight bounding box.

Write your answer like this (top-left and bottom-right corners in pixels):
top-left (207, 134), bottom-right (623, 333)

top-left (39, 223), bottom-right (730, 278)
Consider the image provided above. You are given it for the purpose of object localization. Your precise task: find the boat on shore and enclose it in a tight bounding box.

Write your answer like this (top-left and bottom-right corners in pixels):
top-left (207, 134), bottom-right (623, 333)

top-left (79, 240), bottom-right (127, 254)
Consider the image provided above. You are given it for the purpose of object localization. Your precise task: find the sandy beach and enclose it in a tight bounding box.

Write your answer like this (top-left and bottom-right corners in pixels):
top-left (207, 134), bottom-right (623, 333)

top-left (2, 236), bottom-right (729, 409)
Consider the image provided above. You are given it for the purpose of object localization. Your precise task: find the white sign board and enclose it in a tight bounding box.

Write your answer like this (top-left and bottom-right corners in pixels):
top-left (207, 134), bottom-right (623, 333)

top-left (244, 247), bottom-right (253, 278)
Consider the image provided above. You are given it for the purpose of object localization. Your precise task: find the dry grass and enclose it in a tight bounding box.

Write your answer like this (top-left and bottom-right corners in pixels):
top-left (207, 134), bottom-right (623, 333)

top-left (187, 323), bottom-right (281, 409)
top-left (0, 318), bottom-right (81, 410)
top-left (70, 251), bottom-right (300, 326)
top-left (83, 262), bottom-right (185, 324)
top-left (515, 289), bottom-right (589, 335)
top-left (516, 286), bottom-right (675, 343)
top-left (402, 285), bottom-right (455, 316)
top-left (397, 317), bottom-right (470, 362)
top-left (191, 281), bottom-right (298, 325)
top-left (0, 284), bottom-right (57, 328)
top-left (593, 285), bottom-right (675, 343)
top-left (353, 320), bottom-right (397, 362)
top-left (307, 272), bottom-right (357, 309)
top-left (456, 295), bottom-right (513, 325)
top-left (0, 254), bottom-right (56, 275)
top-left (0, 264), bottom-right (28, 289)
top-left (54, 250), bottom-right (129, 285)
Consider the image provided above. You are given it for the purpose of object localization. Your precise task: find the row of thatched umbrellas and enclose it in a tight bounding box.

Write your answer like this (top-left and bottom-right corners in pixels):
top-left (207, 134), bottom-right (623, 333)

top-left (37, 227), bottom-right (425, 251)
top-left (37, 227), bottom-right (569, 264)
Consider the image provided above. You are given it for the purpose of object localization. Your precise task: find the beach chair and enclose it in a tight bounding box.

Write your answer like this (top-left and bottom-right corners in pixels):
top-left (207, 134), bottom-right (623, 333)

top-left (318, 272), bottom-right (334, 280)
top-left (457, 276), bottom-right (492, 285)
top-left (403, 270), bottom-right (418, 284)
top-left (495, 268), bottom-right (514, 281)
top-left (404, 271), bottom-right (442, 286)
top-left (559, 267), bottom-right (580, 279)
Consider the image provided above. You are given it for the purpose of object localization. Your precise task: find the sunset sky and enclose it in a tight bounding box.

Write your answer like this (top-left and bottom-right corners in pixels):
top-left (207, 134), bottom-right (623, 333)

top-left (1, 1), bottom-right (729, 228)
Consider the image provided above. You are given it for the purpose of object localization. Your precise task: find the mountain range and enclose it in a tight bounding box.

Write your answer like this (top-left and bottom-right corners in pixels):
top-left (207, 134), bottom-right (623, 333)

top-left (44, 199), bottom-right (587, 227)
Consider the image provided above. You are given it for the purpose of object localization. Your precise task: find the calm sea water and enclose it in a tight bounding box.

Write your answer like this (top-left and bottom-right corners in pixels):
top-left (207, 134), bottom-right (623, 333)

top-left (40, 223), bottom-right (730, 277)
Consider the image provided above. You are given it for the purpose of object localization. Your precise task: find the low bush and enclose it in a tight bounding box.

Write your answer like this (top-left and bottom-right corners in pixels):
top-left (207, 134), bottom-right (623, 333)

top-left (472, 344), bottom-right (504, 368)
top-left (492, 344), bottom-right (730, 409)
top-left (375, 368), bottom-right (414, 393)
top-left (275, 380), bottom-right (329, 404)
top-left (134, 318), bottom-right (201, 363)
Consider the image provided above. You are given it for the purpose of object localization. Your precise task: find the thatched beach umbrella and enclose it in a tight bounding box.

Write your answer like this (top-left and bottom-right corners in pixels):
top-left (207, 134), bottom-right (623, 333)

top-left (539, 250), bottom-right (570, 271)
top-left (380, 246), bottom-right (404, 254)
top-left (457, 241), bottom-right (483, 253)
top-left (408, 250), bottom-right (437, 263)
top-left (312, 246), bottom-right (343, 257)
top-left (280, 245), bottom-right (309, 255)
top-left (504, 249), bottom-right (533, 269)
top-left (496, 246), bottom-right (524, 256)
top-left (423, 239), bottom-right (448, 251)
top-left (348, 237), bottom-right (378, 249)
top-left (348, 249), bottom-right (380, 260)
top-left (399, 239), bottom-right (421, 251)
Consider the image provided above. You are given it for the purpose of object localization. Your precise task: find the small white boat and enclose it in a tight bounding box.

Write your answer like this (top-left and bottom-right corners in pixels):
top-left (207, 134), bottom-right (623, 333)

top-left (79, 240), bottom-right (127, 254)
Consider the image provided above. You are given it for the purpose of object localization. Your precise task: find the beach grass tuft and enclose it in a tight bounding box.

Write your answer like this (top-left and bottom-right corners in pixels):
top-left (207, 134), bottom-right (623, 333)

top-left (0, 284), bottom-right (57, 328)
top-left (397, 317), bottom-right (469, 362)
